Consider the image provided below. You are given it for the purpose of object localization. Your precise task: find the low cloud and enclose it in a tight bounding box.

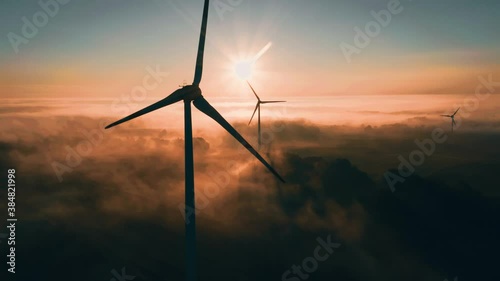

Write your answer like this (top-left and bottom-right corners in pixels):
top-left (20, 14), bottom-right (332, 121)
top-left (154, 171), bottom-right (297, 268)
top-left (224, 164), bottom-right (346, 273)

top-left (1, 112), bottom-right (499, 280)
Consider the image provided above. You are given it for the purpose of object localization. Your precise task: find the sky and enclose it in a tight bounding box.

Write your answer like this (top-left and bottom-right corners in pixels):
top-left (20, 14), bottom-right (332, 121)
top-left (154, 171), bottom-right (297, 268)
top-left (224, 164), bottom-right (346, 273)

top-left (1, 1), bottom-right (500, 281)
top-left (1, 0), bottom-right (500, 100)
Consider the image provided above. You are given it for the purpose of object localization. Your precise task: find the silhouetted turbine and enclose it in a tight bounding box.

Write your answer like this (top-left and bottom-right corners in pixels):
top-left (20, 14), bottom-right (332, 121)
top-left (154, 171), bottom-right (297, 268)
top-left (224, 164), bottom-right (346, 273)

top-left (441, 107), bottom-right (460, 133)
top-left (105, 1), bottom-right (285, 280)
top-left (247, 81), bottom-right (286, 149)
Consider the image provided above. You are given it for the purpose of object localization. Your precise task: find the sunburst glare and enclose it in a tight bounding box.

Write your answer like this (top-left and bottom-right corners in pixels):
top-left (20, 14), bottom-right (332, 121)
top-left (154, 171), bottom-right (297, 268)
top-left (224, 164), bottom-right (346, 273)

top-left (234, 60), bottom-right (254, 80)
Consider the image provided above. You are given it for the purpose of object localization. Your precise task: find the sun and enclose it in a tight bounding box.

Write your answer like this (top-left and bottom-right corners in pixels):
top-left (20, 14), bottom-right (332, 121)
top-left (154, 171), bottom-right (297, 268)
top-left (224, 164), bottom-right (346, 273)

top-left (229, 42), bottom-right (273, 82)
top-left (234, 60), bottom-right (254, 80)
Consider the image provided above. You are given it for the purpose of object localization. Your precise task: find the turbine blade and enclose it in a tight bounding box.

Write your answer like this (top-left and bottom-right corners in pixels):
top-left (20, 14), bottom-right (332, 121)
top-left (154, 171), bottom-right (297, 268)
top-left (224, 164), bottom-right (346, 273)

top-left (193, 96), bottom-right (285, 182)
top-left (261, 101), bottom-right (286, 104)
top-left (248, 103), bottom-right (259, 125)
top-left (453, 107), bottom-right (460, 116)
top-left (441, 115), bottom-right (451, 117)
top-left (193, 0), bottom-right (210, 86)
top-left (453, 119), bottom-right (456, 126)
top-left (247, 81), bottom-right (261, 101)
top-left (105, 91), bottom-right (183, 129)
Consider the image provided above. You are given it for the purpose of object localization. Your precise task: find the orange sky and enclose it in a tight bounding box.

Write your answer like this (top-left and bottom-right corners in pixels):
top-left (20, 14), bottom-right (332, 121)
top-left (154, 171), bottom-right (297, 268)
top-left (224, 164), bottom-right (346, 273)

top-left (1, 0), bottom-right (499, 130)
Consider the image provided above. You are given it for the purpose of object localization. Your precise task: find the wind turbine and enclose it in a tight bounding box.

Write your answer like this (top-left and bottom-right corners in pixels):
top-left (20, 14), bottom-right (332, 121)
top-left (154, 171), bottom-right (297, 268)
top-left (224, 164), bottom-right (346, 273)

top-left (104, 1), bottom-right (285, 280)
top-left (247, 81), bottom-right (286, 149)
top-left (441, 107), bottom-right (460, 133)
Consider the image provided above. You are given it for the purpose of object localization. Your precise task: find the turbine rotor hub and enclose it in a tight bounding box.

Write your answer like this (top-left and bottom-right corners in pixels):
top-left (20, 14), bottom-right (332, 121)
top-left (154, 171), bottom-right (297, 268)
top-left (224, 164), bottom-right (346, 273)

top-left (182, 85), bottom-right (202, 101)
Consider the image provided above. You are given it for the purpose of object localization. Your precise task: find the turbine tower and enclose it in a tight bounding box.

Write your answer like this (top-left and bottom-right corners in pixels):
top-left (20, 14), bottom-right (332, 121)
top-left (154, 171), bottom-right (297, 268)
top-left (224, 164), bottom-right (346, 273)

top-left (441, 107), bottom-right (460, 133)
top-left (247, 81), bottom-right (286, 149)
top-left (105, 1), bottom-right (285, 280)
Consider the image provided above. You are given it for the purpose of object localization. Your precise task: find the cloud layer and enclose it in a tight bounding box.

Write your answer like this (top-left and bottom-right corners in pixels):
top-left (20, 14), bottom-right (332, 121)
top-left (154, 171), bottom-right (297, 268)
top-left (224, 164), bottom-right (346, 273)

top-left (1, 112), bottom-right (500, 281)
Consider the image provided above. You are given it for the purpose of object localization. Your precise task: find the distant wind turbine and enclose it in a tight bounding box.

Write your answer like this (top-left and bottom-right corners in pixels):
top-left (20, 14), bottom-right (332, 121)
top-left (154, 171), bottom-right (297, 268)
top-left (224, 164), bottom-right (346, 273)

top-left (247, 81), bottom-right (286, 149)
top-left (441, 107), bottom-right (460, 132)
top-left (105, 1), bottom-right (285, 280)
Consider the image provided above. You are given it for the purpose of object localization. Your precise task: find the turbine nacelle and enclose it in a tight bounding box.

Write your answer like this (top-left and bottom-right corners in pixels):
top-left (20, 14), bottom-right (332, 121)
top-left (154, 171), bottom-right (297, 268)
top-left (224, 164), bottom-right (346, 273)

top-left (179, 85), bottom-right (202, 101)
